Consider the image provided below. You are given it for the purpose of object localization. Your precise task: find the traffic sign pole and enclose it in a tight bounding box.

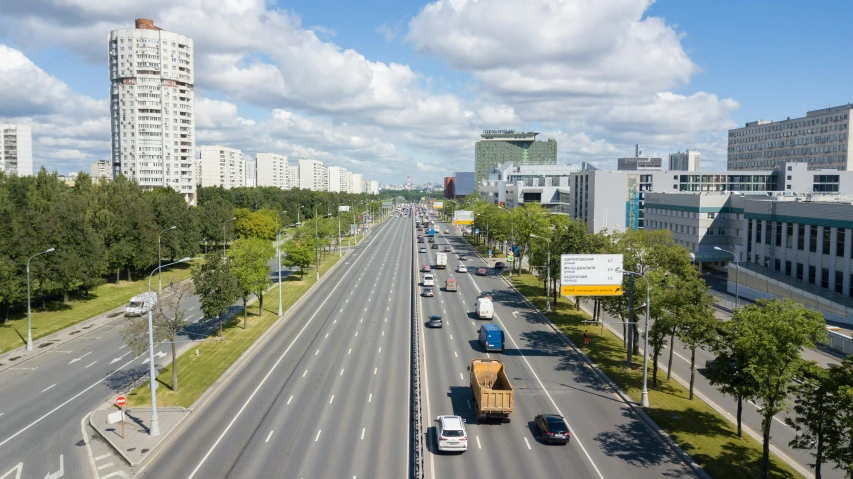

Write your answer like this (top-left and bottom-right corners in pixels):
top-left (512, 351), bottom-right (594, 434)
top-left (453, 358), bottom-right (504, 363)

top-left (115, 396), bottom-right (127, 439)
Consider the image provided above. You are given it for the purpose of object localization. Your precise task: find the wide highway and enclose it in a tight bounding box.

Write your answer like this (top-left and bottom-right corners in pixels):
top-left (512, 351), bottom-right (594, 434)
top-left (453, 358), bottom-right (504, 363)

top-left (139, 215), bottom-right (413, 479)
top-left (419, 218), bottom-right (697, 479)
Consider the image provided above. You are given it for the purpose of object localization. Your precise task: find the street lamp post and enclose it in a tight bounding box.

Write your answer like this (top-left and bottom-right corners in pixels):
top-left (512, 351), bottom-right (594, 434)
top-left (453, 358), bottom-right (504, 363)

top-left (223, 217), bottom-right (237, 254)
top-left (338, 206), bottom-right (342, 258)
top-left (158, 225), bottom-right (176, 293)
top-left (277, 211), bottom-right (286, 316)
top-left (146, 257), bottom-right (191, 436)
top-left (529, 234), bottom-right (551, 313)
top-left (618, 268), bottom-right (651, 407)
top-left (714, 246), bottom-right (739, 309)
top-left (26, 247), bottom-right (55, 351)
top-left (315, 206), bottom-right (320, 280)
top-left (499, 206), bottom-right (515, 279)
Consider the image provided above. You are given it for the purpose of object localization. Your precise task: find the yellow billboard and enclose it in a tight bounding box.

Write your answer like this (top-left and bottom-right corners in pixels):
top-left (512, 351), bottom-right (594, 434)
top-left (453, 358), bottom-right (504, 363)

top-left (433, 201), bottom-right (444, 210)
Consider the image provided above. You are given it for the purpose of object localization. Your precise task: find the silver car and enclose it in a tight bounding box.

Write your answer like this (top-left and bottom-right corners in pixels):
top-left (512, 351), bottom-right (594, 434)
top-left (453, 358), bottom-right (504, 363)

top-left (435, 415), bottom-right (467, 451)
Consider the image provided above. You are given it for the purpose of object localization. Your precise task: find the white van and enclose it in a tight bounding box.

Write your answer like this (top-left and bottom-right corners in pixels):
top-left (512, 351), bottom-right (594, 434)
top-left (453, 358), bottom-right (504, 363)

top-left (423, 274), bottom-right (435, 287)
top-left (476, 297), bottom-right (494, 319)
top-left (125, 292), bottom-right (157, 317)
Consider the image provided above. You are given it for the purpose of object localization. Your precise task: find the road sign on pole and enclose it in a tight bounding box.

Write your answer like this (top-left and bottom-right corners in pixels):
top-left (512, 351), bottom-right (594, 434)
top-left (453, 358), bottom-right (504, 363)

top-left (115, 396), bottom-right (127, 407)
top-left (507, 252), bottom-right (514, 263)
top-left (560, 254), bottom-right (624, 296)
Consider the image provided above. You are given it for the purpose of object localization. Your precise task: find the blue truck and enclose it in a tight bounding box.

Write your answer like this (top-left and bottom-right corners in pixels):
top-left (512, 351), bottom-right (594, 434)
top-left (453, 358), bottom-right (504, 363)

top-left (478, 324), bottom-right (505, 352)
top-left (428, 228), bottom-right (435, 237)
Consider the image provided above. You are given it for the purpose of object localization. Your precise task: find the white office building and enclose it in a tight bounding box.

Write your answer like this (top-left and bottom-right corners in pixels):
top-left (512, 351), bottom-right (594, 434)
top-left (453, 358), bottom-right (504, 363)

top-left (351, 173), bottom-right (364, 194)
top-left (297, 159), bottom-right (328, 191)
top-left (669, 150), bottom-right (700, 171)
top-left (728, 103), bottom-right (852, 171)
top-left (90, 159), bottom-right (112, 179)
top-left (256, 152), bottom-right (288, 189)
top-left (1, 123), bottom-right (33, 176)
top-left (196, 145), bottom-right (245, 189)
top-left (479, 162), bottom-right (579, 214)
top-left (244, 155), bottom-right (256, 187)
top-left (109, 18), bottom-right (196, 203)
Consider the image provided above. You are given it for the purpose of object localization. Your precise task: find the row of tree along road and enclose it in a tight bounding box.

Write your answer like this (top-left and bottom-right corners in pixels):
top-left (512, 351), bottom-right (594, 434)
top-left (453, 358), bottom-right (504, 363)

top-left (446, 196), bottom-right (849, 479)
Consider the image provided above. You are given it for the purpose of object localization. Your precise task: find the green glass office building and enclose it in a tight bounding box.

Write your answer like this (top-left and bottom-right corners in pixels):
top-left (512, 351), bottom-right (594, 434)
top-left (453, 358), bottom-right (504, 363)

top-left (475, 131), bottom-right (557, 186)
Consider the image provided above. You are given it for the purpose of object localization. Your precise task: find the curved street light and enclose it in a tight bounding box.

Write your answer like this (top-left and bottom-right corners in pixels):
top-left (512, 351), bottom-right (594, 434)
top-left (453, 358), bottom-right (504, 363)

top-left (529, 233), bottom-right (552, 313)
top-left (26, 247), bottom-right (55, 351)
top-left (158, 225), bottom-right (176, 293)
top-left (617, 267), bottom-right (652, 408)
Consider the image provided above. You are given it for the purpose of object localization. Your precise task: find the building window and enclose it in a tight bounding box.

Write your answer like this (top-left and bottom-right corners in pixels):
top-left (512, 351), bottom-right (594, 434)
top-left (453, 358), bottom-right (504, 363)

top-left (797, 263), bottom-right (804, 280)
top-left (774, 259), bottom-right (781, 272)
top-left (756, 222), bottom-right (762, 244)
top-left (823, 227), bottom-right (831, 254)
top-left (837, 271), bottom-right (844, 294)
top-left (838, 229), bottom-right (847, 257)
top-left (822, 268), bottom-right (830, 289)
top-left (809, 266), bottom-right (816, 284)
top-left (785, 260), bottom-right (792, 275)
top-left (776, 222), bottom-right (782, 247)
top-left (810, 225), bottom-right (818, 252)
top-left (798, 224), bottom-right (805, 250)
top-left (786, 223), bottom-right (793, 249)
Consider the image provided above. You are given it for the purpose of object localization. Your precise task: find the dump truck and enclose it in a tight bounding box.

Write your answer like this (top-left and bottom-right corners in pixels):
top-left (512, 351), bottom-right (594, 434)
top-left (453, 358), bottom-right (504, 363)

top-left (469, 359), bottom-right (514, 422)
top-left (435, 252), bottom-right (448, 269)
top-left (445, 278), bottom-right (458, 292)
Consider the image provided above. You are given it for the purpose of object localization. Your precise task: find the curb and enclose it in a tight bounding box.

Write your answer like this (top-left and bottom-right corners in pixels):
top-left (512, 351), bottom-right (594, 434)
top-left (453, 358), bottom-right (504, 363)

top-left (460, 235), bottom-right (709, 479)
top-left (128, 222), bottom-right (380, 476)
top-left (88, 406), bottom-right (190, 467)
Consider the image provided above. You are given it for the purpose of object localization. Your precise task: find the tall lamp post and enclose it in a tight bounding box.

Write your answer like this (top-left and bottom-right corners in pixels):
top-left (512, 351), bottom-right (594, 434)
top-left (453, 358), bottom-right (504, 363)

top-left (617, 268), bottom-right (651, 407)
top-left (222, 217), bottom-right (237, 253)
top-left (529, 233), bottom-right (552, 313)
top-left (277, 211), bottom-right (286, 316)
top-left (714, 246), bottom-right (739, 309)
top-left (26, 247), bottom-right (55, 351)
top-left (499, 206), bottom-right (514, 279)
top-left (314, 206), bottom-right (320, 280)
top-left (338, 205), bottom-right (342, 258)
top-left (158, 225), bottom-right (176, 293)
top-left (147, 256), bottom-right (191, 436)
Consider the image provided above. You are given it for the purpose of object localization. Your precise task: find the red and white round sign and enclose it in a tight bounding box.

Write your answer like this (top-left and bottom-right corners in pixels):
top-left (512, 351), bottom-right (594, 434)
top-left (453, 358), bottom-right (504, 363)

top-left (115, 396), bottom-right (127, 407)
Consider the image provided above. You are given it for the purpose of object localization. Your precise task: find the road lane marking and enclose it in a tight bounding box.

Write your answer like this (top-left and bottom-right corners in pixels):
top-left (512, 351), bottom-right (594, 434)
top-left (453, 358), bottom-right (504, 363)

top-left (315, 349), bottom-right (319, 356)
top-left (119, 345), bottom-right (127, 350)
top-left (467, 400), bottom-right (472, 410)
top-left (85, 361), bottom-right (97, 368)
top-left (69, 351), bottom-right (93, 364)
top-left (524, 437), bottom-right (531, 450)
top-left (315, 430), bottom-right (321, 442)
top-left (378, 347), bottom-right (381, 353)
top-left (476, 436), bottom-right (482, 449)
top-left (361, 428), bottom-right (365, 440)
top-left (266, 430), bottom-right (274, 442)
top-left (450, 335), bottom-right (453, 339)
top-left (348, 348), bottom-right (352, 355)
top-left (333, 319), bottom-right (337, 324)
top-left (325, 333), bottom-right (329, 338)
top-left (454, 351), bottom-right (457, 358)
top-left (382, 331), bottom-right (384, 336)
top-left (486, 353), bottom-right (491, 358)
top-left (42, 384), bottom-right (56, 392)
top-left (94, 453), bottom-right (111, 461)
top-left (355, 332), bottom-right (358, 337)
top-left (374, 368), bottom-right (377, 375)
top-left (97, 462), bottom-right (114, 470)
top-left (360, 318), bottom-right (363, 323)
top-left (369, 393), bottom-right (372, 403)
top-left (340, 369), bottom-right (344, 376)
top-left (459, 373), bottom-right (464, 381)
top-left (329, 395), bottom-right (334, 404)
top-left (302, 370), bottom-right (308, 378)
top-left (287, 396), bottom-right (293, 405)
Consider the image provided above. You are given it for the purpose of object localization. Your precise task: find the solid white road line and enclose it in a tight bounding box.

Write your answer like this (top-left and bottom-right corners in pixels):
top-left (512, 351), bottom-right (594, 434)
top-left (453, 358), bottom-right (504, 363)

top-left (42, 384), bottom-right (56, 392)
top-left (85, 361), bottom-right (97, 368)
top-left (450, 335), bottom-right (453, 340)
top-left (265, 430), bottom-right (274, 442)
top-left (287, 396), bottom-right (293, 405)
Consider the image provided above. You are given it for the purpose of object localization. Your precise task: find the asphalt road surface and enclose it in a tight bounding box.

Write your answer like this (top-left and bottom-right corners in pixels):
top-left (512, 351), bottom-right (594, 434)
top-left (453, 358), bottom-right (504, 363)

top-left (418, 220), bottom-right (697, 479)
top-left (139, 216), bottom-right (412, 479)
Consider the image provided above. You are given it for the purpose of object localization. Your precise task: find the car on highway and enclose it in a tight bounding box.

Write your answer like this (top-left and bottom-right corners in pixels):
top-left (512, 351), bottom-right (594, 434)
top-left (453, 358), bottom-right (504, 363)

top-left (459, 253), bottom-right (468, 261)
top-left (428, 237), bottom-right (435, 243)
top-left (428, 315), bottom-right (443, 328)
top-left (457, 265), bottom-right (468, 273)
top-left (444, 229), bottom-right (450, 234)
top-left (435, 415), bottom-right (467, 451)
top-left (417, 237), bottom-right (424, 243)
top-left (422, 288), bottom-right (434, 297)
top-left (423, 274), bottom-right (435, 286)
top-left (495, 261), bottom-right (505, 269)
top-left (419, 247), bottom-right (427, 253)
top-left (476, 267), bottom-right (488, 276)
top-left (431, 243), bottom-right (439, 249)
top-left (478, 291), bottom-right (493, 300)
top-left (534, 414), bottom-right (570, 444)
top-left (444, 246), bottom-right (452, 252)
top-left (422, 264), bottom-right (431, 272)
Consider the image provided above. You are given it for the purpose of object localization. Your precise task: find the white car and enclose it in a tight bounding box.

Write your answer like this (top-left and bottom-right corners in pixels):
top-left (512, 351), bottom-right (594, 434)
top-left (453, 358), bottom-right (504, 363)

top-left (436, 415), bottom-right (468, 451)
top-left (456, 265), bottom-right (468, 273)
top-left (423, 274), bottom-right (435, 287)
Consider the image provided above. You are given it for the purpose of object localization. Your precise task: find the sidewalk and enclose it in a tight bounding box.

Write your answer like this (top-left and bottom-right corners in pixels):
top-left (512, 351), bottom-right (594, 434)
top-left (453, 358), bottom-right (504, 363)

top-left (0, 279), bottom-right (192, 373)
top-left (90, 407), bottom-right (191, 467)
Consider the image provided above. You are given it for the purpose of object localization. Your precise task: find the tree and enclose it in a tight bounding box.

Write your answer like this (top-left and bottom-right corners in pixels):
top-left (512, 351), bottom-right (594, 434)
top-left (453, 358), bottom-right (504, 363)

top-left (707, 320), bottom-right (759, 438)
top-left (282, 241), bottom-right (313, 279)
top-left (785, 362), bottom-right (837, 479)
top-left (825, 356), bottom-right (853, 478)
top-left (228, 238), bottom-right (274, 328)
top-left (733, 298), bottom-right (827, 479)
top-left (674, 272), bottom-right (718, 400)
top-left (121, 283), bottom-right (191, 391)
top-left (191, 250), bottom-right (240, 337)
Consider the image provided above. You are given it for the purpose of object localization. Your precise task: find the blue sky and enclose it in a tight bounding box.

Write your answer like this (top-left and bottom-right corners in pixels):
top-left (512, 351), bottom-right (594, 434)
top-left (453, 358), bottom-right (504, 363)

top-left (0, 0), bottom-right (851, 182)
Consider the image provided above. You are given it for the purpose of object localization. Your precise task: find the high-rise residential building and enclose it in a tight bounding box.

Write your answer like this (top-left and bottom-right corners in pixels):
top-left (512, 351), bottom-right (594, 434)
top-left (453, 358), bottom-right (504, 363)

top-left (109, 18), bottom-right (196, 203)
top-left (475, 130), bottom-right (557, 186)
top-left (368, 180), bottom-right (380, 195)
top-left (244, 155), bottom-right (256, 187)
top-left (327, 166), bottom-right (349, 193)
top-left (90, 159), bottom-right (112, 179)
top-left (1, 123), bottom-right (33, 176)
top-left (669, 150), bottom-right (700, 171)
top-left (346, 171), bottom-right (353, 194)
top-left (297, 159), bottom-right (328, 191)
top-left (196, 145), bottom-right (245, 189)
top-left (728, 103), bottom-right (852, 171)
top-left (287, 164), bottom-right (299, 189)
top-left (351, 173), bottom-right (364, 194)
top-left (256, 152), bottom-right (288, 189)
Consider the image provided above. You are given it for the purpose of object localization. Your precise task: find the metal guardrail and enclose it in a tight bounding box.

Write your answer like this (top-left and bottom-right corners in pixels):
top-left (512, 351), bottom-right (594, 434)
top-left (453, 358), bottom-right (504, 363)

top-left (826, 330), bottom-right (853, 355)
top-left (708, 289), bottom-right (739, 312)
top-left (410, 219), bottom-right (425, 479)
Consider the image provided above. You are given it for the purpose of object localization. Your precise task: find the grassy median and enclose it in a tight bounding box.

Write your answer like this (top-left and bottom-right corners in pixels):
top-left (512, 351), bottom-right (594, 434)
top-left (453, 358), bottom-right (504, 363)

top-left (0, 264), bottom-right (194, 355)
top-left (126, 254), bottom-right (342, 408)
top-left (510, 273), bottom-right (804, 479)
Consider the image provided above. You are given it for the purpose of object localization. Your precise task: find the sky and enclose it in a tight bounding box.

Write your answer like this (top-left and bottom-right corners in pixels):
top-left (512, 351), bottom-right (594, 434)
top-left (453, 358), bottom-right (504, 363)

top-left (1, 0), bottom-right (851, 184)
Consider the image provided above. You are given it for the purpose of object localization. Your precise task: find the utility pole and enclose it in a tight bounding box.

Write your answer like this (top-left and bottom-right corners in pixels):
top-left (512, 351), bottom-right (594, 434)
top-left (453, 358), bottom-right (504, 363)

top-left (626, 273), bottom-right (635, 367)
top-left (314, 206), bottom-right (320, 280)
top-left (338, 206), bottom-right (342, 258)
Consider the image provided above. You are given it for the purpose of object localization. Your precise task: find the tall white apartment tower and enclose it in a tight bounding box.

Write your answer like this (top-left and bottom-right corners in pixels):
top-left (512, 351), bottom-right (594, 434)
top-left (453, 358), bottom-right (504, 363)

top-left (0, 123), bottom-right (33, 176)
top-left (327, 166), bottom-right (350, 192)
top-left (669, 150), bottom-right (701, 171)
top-left (109, 19), bottom-right (196, 203)
top-left (256, 152), bottom-right (289, 189)
top-left (351, 173), bottom-right (364, 194)
top-left (244, 155), bottom-right (257, 187)
top-left (298, 159), bottom-right (328, 191)
top-left (196, 146), bottom-right (245, 189)
top-left (286, 164), bottom-right (299, 189)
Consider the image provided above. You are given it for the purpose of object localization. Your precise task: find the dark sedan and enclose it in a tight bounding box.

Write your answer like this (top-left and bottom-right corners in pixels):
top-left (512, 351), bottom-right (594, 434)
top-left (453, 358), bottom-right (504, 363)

top-left (534, 414), bottom-right (570, 444)
top-left (476, 267), bottom-right (487, 276)
top-left (494, 261), bottom-right (505, 269)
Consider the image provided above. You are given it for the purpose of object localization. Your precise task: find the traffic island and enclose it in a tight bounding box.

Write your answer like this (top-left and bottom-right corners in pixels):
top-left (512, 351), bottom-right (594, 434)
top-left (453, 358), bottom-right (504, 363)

top-left (90, 407), bottom-right (190, 467)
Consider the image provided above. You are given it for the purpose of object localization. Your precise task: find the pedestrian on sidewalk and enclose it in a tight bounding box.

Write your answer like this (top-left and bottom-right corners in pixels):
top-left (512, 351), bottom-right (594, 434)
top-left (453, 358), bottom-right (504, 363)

top-left (583, 330), bottom-right (590, 345)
